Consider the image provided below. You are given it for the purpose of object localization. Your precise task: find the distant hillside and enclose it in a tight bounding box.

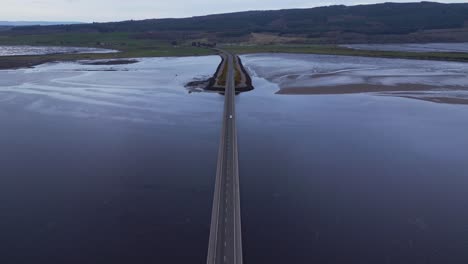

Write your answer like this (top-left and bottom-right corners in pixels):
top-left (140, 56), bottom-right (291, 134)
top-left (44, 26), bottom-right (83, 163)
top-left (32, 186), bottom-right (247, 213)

top-left (0, 26), bottom-right (12, 31)
top-left (0, 21), bottom-right (83, 26)
top-left (6, 2), bottom-right (468, 44)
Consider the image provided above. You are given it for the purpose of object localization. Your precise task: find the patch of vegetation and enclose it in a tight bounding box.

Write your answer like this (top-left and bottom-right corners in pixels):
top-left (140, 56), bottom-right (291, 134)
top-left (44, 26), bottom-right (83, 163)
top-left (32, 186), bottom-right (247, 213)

top-left (234, 59), bottom-right (242, 86)
top-left (217, 61), bottom-right (229, 87)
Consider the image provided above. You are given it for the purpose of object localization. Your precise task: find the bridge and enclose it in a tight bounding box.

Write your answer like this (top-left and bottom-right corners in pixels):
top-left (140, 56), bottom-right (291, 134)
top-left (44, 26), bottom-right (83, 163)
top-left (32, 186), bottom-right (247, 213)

top-left (206, 51), bottom-right (243, 264)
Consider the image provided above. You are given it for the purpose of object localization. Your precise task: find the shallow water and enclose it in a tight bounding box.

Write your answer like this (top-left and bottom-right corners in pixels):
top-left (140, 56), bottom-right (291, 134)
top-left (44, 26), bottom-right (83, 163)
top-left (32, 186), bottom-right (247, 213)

top-left (0, 56), bottom-right (223, 263)
top-left (241, 53), bottom-right (468, 88)
top-left (241, 53), bottom-right (468, 103)
top-left (342, 43), bottom-right (468, 53)
top-left (0, 45), bottom-right (117, 56)
top-left (1, 54), bottom-right (468, 264)
top-left (238, 55), bottom-right (468, 264)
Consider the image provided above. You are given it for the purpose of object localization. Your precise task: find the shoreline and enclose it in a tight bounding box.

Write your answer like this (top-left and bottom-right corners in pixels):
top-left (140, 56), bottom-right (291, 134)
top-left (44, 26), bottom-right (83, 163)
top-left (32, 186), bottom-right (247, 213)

top-left (276, 83), bottom-right (468, 105)
top-left (3, 43), bottom-right (468, 71)
top-left (0, 45), bottom-right (216, 70)
top-left (0, 53), bottom-right (214, 70)
top-left (275, 83), bottom-right (450, 95)
top-left (391, 95), bottom-right (468, 105)
top-left (224, 45), bottom-right (468, 64)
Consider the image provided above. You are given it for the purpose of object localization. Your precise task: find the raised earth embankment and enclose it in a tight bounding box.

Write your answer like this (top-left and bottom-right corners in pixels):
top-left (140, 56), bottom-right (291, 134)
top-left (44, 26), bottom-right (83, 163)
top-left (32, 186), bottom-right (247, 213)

top-left (186, 50), bottom-right (253, 93)
top-left (206, 52), bottom-right (254, 93)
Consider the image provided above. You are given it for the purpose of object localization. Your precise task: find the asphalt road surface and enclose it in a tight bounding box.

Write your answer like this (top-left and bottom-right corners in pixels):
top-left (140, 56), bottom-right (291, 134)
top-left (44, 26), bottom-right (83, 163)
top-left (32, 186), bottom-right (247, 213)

top-left (206, 51), bottom-right (243, 264)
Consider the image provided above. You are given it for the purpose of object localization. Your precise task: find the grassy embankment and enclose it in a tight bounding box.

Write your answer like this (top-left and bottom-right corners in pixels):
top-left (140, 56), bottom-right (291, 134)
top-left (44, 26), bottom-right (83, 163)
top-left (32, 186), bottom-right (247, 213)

top-left (234, 59), bottom-right (242, 86)
top-left (0, 32), bottom-right (216, 69)
top-left (217, 60), bottom-right (229, 87)
top-left (223, 44), bottom-right (468, 63)
top-left (216, 60), bottom-right (242, 88)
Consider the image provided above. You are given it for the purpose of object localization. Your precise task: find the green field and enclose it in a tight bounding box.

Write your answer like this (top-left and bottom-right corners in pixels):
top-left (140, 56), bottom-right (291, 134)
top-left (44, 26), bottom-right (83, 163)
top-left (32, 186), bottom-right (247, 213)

top-left (2, 32), bottom-right (468, 70)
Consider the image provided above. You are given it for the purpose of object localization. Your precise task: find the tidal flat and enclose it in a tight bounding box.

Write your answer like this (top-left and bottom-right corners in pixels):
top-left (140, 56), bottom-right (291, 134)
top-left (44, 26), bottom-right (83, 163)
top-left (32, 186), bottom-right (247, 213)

top-left (241, 53), bottom-right (468, 104)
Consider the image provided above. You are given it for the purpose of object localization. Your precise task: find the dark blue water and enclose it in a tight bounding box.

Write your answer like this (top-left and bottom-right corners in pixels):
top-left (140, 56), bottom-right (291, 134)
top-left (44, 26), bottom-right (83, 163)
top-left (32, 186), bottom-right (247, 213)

top-left (0, 57), bottom-right (223, 263)
top-left (0, 101), bottom-right (222, 263)
top-left (1, 57), bottom-right (468, 264)
top-left (237, 77), bottom-right (468, 264)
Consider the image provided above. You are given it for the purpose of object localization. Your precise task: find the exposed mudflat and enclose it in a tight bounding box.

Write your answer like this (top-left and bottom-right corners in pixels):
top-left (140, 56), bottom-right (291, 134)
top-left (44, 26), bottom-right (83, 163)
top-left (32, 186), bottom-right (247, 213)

top-left (79, 59), bottom-right (139, 65)
top-left (240, 53), bottom-right (468, 104)
top-left (342, 43), bottom-right (468, 53)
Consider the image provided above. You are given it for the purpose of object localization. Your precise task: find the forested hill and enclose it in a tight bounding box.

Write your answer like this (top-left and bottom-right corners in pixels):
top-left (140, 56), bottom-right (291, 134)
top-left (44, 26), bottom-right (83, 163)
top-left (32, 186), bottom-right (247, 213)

top-left (7, 2), bottom-right (468, 43)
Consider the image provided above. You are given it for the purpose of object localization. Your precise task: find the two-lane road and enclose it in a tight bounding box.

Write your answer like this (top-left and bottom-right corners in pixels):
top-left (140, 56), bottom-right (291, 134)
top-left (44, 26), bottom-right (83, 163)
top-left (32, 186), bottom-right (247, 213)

top-left (206, 52), bottom-right (243, 264)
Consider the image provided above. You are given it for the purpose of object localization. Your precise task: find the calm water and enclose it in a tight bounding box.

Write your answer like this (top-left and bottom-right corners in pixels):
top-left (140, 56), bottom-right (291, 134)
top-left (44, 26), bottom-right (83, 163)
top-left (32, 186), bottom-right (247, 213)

top-left (0, 45), bottom-right (117, 56)
top-left (0, 57), bottom-right (222, 263)
top-left (239, 55), bottom-right (468, 264)
top-left (1, 55), bottom-right (468, 264)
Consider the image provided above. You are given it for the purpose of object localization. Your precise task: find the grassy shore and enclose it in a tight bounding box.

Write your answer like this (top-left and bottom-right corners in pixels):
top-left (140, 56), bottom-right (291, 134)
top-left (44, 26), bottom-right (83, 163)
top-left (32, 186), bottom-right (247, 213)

top-left (2, 32), bottom-right (468, 70)
top-left (222, 44), bottom-right (468, 63)
top-left (0, 32), bottom-right (216, 69)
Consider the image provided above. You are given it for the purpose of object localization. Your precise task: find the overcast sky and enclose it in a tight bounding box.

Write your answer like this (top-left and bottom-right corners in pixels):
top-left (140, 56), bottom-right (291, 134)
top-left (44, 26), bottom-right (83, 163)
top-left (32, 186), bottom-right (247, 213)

top-left (1, 0), bottom-right (467, 22)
